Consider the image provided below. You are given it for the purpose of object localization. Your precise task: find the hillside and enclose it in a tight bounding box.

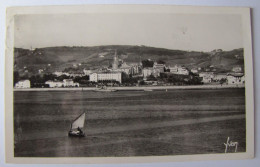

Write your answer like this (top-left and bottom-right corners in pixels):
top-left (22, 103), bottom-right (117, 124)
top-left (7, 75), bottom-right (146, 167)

top-left (14, 45), bottom-right (244, 75)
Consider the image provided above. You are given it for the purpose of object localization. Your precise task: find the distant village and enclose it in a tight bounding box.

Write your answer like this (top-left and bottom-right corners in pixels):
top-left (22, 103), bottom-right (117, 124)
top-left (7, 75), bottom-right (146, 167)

top-left (14, 50), bottom-right (245, 89)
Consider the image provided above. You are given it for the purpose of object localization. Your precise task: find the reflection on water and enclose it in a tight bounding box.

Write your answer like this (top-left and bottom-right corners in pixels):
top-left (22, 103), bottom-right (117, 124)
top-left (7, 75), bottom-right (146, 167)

top-left (14, 89), bottom-right (246, 157)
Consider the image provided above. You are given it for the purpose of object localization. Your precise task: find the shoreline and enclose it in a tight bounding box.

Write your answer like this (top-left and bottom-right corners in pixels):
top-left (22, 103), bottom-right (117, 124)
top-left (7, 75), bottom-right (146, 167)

top-left (13, 84), bottom-right (245, 91)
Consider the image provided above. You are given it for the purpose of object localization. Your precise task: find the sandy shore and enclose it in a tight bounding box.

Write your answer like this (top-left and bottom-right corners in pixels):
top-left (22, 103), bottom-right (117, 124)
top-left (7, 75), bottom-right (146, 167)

top-left (13, 84), bottom-right (245, 91)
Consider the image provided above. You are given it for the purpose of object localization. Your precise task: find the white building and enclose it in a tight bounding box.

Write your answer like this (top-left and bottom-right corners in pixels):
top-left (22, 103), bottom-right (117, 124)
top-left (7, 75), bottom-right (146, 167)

top-left (169, 66), bottom-right (178, 73)
top-left (143, 68), bottom-right (153, 78)
top-left (83, 69), bottom-right (93, 75)
top-left (89, 72), bottom-right (122, 83)
top-left (199, 72), bottom-right (214, 83)
top-left (118, 62), bottom-right (134, 75)
top-left (38, 69), bottom-right (44, 74)
top-left (178, 67), bottom-right (189, 75)
top-left (169, 65), bottom-right (189, 75)
top-left (191, 68), bottom-right (198, 74)
top-left (45, 80), bottom-right (64, 88)
top-left (227, 73), bottom-right (245, 85)
top-left (45, 79), bottom-right (79, 88)
top-left (15, 80), bottom-right (30, 88)
top-left (232, 66), bottom-right (243, 73)
top-left (153, 63), bottom-right (165, 77)
top-left (90, 73), bottom-right (98, 82)
top-left (213, 73), bottom-right (227, 81)
top-left (63, 79), bottom-right (79, 87)
top-left (129, 63), bottom-right (141, 74)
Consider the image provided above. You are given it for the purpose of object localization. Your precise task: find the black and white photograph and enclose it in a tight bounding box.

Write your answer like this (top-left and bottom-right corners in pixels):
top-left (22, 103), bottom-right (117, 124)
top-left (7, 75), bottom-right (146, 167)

top-left (5, 5), bottom-right (254, 163)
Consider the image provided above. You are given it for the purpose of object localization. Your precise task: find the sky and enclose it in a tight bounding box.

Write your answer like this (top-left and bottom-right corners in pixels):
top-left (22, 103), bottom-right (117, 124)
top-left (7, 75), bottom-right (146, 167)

top-left (14, 13), bottom-right (243, 52)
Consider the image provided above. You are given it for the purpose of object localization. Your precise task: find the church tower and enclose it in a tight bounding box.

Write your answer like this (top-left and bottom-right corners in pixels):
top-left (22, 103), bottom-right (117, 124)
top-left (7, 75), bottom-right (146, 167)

top-left (112, 50), bottom-right (119, 70)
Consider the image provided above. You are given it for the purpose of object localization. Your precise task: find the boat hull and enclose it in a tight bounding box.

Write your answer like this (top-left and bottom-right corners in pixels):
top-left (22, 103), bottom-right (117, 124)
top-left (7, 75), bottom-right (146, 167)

top-left (68, 131), bottom-right (85, 137)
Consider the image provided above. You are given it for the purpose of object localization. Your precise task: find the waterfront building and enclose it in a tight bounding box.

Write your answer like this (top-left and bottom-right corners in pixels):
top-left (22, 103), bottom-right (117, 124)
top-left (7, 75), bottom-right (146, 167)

top-left (89, 72), bottom-right (122, 83)
top-left (89, 73), bottom-right (98, 82)
top-left (213, 73), bottom-right (227, 81)
top-left (143, 68), bottom-right (153, 78)
top-left (45, 80), bottom-right (64, 88)
top-left (232, 66), bottom-right (243, 73)
top-left (227, 73), bottom-right (245, 85)
top-left (45, 79), bottom-right (79, 88)
top-left (15, 80), bottom-right (31, 88)
top-left (63, 79), bottom-right (79, 87)
top-left (199, 72), bottom-right (214, 83)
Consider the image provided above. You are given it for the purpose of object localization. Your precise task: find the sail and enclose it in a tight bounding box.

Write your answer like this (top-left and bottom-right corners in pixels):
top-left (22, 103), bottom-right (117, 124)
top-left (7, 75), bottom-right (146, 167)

top-left (71, 113), bottom-right (85, 129)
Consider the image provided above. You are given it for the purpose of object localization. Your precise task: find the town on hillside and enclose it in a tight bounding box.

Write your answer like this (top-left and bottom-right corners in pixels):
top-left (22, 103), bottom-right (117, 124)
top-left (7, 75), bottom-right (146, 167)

top-left (14, 49), bottom-right (245, 89)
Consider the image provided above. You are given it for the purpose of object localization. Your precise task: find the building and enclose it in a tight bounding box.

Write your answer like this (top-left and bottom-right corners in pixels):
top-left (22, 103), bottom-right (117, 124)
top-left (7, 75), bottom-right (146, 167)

top-left (129, 63), bottom-right (142, 75)
top-left (38, 69), bottom-right (44, 74)
top-left (83, 69), bottom-right (93, 75)
top-left (45, 79), bottom-right (79, 88)
top-left (153, 63), bottom-right (165, 77)
top-left (232, 66), bottom-right (243, 73)
top-left (178, 66), bottom-right (189, 75)
top-left (169, 65), bottom-right (178, 73)
top-left (213, 73), bottom-right (227, 82)
top-left (199, 72), bottom-right (214, 83)
top-left (63, 79), bottom-right (79, 87)
top-left (45, 80), bottom-right (64, 88)
top-left (169, 65), bottom-right (189, 75)
top-left (191, 68), bottom-right (198, 74)
top-left (119, 62), bottom-right (134, 75)
top-left (143, 68), bottom-right (153, 78)
top-left (227, 73), bottom-right (245, 85)
top-left (89, 72), bottom-right (122, 83)
top-left (89, 73), bottom-right (98, 82)
top-left (15, 80), bottom-right (30, 88)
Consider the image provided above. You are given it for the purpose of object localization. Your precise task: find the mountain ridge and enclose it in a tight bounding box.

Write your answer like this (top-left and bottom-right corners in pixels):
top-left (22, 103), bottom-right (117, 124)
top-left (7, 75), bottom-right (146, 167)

top-left (14, 45), bottom-right (244, 75)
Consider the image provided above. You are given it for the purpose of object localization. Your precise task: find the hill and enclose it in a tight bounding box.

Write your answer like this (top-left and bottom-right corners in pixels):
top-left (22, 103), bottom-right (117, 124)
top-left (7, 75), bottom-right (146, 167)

top-left (14, 45), bottom-right (244, 75)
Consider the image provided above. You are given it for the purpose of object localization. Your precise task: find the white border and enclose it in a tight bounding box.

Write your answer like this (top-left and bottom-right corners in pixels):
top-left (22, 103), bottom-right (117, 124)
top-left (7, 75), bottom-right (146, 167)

top-left (4, 4), bottom-right (254, 164)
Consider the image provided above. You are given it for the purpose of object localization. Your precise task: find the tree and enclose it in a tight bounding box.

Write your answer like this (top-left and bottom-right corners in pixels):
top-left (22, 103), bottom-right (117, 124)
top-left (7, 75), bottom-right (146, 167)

top-left (142, 59), bottom-right (154, 68)
top-left (43, 74), bottom-right (56, 82)
top-left (220, 78), bottom-right (227, 85)
top-left (157, 59), bottom-right (166, 64)
top-left (147, 74), bottom-right (157, 81)
top-left (13, 71), bottom-right (20, 86)
top-left (139, 80), bottom-right (145, 85)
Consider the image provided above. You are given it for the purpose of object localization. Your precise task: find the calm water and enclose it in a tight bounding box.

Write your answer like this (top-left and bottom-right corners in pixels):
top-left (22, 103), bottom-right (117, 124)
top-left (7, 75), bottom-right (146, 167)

top-left (14, 88), bottom-right (246, 157)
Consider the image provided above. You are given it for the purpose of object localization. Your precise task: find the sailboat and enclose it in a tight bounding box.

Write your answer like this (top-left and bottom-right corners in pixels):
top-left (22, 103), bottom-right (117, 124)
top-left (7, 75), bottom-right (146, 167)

top-left (68, 112), bottom-right (86, 137)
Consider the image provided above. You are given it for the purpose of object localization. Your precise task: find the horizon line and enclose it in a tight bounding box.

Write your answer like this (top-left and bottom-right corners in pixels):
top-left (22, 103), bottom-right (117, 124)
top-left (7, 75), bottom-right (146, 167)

top-left (14, 45), bottom-right (244, 53)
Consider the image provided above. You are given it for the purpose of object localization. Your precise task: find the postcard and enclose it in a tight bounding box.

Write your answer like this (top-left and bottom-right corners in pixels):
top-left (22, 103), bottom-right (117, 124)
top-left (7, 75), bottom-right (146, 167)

top-left (5, 5), bottom-right (254, 163)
